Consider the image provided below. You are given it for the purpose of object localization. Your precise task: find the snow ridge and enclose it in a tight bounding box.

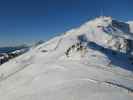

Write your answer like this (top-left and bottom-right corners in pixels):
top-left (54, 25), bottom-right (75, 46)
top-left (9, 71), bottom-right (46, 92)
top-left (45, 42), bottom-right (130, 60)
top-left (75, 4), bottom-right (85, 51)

top-left (0, 16), bottom-right (133, 100)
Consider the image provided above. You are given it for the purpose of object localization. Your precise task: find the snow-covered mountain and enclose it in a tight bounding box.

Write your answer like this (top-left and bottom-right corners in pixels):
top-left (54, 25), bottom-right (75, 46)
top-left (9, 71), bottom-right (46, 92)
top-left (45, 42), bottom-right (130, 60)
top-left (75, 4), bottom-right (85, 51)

top-left (0, 16), bottom-right (133, 100)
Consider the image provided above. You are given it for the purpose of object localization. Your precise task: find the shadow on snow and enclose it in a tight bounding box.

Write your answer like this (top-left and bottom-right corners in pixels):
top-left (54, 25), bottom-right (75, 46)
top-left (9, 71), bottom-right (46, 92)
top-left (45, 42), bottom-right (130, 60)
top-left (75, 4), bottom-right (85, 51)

top-left (87, 42), bottom-right (133, 72)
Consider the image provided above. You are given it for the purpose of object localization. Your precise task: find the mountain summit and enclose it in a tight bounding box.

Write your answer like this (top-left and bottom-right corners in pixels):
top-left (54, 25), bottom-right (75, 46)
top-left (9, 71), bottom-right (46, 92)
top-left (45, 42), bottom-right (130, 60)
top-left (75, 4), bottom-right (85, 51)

top-left (65, 16), bottom-right (133, 54)
top-left (0, 16), bottom-right (133, 100)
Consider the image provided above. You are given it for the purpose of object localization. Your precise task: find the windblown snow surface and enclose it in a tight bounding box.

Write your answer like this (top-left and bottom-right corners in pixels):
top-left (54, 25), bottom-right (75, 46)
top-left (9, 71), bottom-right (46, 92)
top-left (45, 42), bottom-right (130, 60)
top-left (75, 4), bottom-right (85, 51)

top-left (0, 16), bottom-right (133, 100)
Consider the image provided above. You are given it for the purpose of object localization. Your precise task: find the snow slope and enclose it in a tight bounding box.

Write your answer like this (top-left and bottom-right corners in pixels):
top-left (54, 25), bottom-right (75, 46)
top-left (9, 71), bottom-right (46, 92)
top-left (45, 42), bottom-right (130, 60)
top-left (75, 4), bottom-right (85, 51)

top-left (0, 16), bottom-right (133, 100)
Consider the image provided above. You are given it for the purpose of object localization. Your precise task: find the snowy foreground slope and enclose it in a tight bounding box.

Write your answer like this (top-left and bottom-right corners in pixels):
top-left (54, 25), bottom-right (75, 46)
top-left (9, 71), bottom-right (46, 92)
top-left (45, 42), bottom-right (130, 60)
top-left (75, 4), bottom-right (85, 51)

top-left (0, 16), bottom-right (133, 100)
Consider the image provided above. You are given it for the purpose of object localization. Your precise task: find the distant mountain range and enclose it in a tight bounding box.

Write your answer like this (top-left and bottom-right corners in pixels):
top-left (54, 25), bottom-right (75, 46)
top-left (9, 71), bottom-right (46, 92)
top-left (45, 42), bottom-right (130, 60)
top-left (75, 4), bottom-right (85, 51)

top-left (0, 45), bottom-right (30, 65)
top-left (0, 45), bottom-right (29, 53)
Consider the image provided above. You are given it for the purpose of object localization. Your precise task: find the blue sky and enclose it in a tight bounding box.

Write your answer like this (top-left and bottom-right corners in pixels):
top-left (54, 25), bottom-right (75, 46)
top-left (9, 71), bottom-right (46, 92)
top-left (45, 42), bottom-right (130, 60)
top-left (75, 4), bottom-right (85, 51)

top-left (0, 0), bottom-right (133, 46)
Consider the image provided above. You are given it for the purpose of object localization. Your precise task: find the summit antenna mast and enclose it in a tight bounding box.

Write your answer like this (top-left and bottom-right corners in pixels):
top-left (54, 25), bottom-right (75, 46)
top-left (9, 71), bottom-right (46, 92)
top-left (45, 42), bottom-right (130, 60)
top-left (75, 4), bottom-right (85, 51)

top-left (100, 8), bottom-right (104, 18)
